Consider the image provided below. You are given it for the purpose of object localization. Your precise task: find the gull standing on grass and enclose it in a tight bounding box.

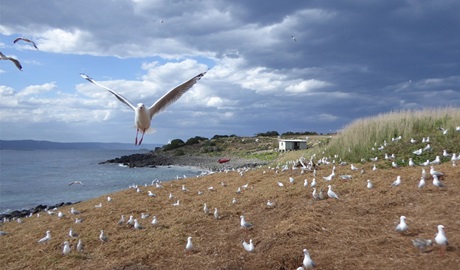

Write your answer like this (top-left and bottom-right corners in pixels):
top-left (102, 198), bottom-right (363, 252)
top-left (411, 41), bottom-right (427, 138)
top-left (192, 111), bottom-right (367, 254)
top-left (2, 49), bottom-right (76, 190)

top-left (432, 175), bottom-right (446, 188)
top-left (77, 239), bottom-right (83, 252)
top-left (80, 71), bottom-right (207, 146)
top-left (327, 185), bottom-right (339, 199)
top-left (302, 248), bottom-right (316, 269)
top-left (418, 177), bottom-right (426, 189)
top-left (62, 241), bottom-right (71, 255)
top-left (366, 179), bottom-right (373, 189)
top-left (242, 239), bottom-right (254, 252)
top-left (391, 176), bottom-right (401, 187)
top-left (38, 230), bottom-right (51, 243)
top-left (435, 225), bottom-right (448, 255)
top-left (396, 216), bottom-right (408, 233)
top-left (240, 216), bottom-right (253, 229)
top-left (185, 236), bottom-right (193, 253)
top-left (99, 230), bottom-right (108, 242)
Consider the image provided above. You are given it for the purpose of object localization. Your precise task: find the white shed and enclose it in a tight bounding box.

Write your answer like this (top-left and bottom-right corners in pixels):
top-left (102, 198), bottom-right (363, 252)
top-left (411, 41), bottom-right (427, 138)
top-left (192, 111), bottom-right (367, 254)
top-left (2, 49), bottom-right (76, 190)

top-left (278, 139), bottom-right (308, 151)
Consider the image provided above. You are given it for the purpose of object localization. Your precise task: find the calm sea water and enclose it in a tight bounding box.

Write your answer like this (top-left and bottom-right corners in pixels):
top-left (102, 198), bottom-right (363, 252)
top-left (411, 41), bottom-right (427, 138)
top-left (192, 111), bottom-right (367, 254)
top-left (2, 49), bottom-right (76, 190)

top-left (0, 150), bottom-right (203, 213)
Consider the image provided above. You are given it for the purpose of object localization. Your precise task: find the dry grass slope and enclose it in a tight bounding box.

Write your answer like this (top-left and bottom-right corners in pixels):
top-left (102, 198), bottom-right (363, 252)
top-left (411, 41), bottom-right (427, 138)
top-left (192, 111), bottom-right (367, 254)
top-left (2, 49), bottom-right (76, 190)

top-left (1, 109), bottom-right (460, 269)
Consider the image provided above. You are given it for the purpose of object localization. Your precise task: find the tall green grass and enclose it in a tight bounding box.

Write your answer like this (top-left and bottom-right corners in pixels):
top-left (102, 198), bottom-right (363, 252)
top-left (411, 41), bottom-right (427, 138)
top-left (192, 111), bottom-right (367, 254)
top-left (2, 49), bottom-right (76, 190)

top-left (323, 107), bottom-right (460, 163)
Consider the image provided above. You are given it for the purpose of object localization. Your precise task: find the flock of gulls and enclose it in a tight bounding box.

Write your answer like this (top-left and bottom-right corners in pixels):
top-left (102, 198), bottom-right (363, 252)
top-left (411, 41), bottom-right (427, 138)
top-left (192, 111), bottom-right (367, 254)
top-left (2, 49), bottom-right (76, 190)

top-left (1, 126), bottom-right (458, 269)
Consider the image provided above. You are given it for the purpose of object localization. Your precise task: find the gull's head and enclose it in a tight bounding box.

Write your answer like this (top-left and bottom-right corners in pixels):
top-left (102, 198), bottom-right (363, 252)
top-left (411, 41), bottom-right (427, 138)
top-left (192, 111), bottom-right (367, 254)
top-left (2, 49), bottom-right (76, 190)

top-left (438, 225), bottom-right (444, 230)
top-left (137, 103), bottom-right (145, 109)
top-left (401, 216), bottom-right (406, 221)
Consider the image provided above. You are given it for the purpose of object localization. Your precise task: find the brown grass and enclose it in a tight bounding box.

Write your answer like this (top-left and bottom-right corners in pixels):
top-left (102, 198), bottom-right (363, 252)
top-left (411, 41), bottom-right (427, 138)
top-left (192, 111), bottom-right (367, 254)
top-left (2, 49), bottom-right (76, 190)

top-left (1, 160), bottom-right (459, 269)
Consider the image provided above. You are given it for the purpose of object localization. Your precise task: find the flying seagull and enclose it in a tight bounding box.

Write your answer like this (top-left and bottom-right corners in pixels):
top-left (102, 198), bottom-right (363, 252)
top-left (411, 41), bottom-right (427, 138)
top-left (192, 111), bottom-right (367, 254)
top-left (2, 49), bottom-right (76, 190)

top-left (291, 35), bottom-right (297, 42)
top-left (13, 37), bottom-right (38, 49)
top-left (80, 71), bottom-right (207, 145)
top-left (0, 52), bottom-right (22, 70)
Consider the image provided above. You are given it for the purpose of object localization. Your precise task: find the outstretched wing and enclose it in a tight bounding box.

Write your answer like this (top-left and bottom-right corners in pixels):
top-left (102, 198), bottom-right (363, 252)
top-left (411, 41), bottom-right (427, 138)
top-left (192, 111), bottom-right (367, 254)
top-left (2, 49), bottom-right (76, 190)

top-left (13, 37), bottom-right (39, 50)
top-left (0, 52), bottom-right (22, 71)
top-left (80, 73), bottom-right (136, 110)
top-left (148, 71), bottom-right (207, 119)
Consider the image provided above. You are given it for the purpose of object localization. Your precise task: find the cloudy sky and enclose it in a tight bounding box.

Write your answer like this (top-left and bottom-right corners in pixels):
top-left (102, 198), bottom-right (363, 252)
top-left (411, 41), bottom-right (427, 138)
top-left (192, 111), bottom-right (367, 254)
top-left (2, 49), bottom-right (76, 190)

top-left (1, 0), bottom-right (459, 144)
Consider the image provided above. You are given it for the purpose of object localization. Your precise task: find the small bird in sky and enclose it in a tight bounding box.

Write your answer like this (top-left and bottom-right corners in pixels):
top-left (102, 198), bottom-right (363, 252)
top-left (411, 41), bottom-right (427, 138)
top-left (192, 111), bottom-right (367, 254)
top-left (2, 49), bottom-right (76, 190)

top-left (0, 52), bottom-right (22, 71)
top-left (68, 181), bottom-right (84, 186)
top-left (291, 35), bottom-right (297, 42)
top-left (80, 71), bottom-right (207, 145)
top-left (13, 37), bottom-right (38, 49)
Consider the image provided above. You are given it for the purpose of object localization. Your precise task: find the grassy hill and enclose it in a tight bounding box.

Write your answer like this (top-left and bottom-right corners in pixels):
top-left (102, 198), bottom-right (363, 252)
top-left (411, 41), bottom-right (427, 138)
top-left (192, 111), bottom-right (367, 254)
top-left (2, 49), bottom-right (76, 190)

top-left (1, 108), bottom-right (459, 269)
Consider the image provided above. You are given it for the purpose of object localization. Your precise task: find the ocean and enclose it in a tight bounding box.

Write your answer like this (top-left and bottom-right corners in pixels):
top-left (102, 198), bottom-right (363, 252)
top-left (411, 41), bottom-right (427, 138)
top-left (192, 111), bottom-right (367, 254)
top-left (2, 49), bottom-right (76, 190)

top-left (0, 149), bottom-right (204, 213)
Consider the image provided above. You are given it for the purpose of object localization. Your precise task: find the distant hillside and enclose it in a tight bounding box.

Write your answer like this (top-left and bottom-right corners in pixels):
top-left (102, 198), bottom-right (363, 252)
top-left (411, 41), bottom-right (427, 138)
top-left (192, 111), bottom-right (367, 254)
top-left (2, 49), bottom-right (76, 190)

top-left (0, 140), bottom-right (160, 150)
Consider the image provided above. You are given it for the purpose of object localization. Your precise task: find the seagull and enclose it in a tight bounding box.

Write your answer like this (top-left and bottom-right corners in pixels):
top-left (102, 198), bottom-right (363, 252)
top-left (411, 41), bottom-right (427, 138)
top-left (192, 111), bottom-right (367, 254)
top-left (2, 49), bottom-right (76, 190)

top-left (391, 176), bottom-right (401, 187)
top-left (173, 200), bottom-right (180, 206)
top-left (366, 179), bottom-right (373, 189)
top-left (267, 200), bottom-right (276, 208)
top-left (430, 166), bottom-right (444, 177)
top-left (57, 211), bottom-right (65, 218)
top-left (432, 175), bottom-right (446, 188)
top-left (151, 215), bottom-right (159, 226)
top-left (141, 213), bottom-right (150, 219)
top-left (408, 158), bottom-right (415, 167)
top-left (312, 188), bottom-right (318, 200)
top-left (410, 138), bottom-right (417, 144)
top-left (350, 164), bottom-right (359, 171)
top-left (70, 207), bottom-right (81, 215)
top-left (0, 52), bottom-right (22, 70)
top-left (68, 181), bottom-right (85, 186)
top-left (240, 215), bottom-right (253, 229)
top-left (412, 239), bottom-right (432, 252)
top-left (69, 228), bottom-right (78, 238)
top-left (0, 231), bottom-right (10, 236)
top-left (38, 230), bottom-right (51, 243)
top-left (75, 218), bottom-right (84, 223)
top-left (242, 239), bottom-right (254, 252)
top-left (423, 144), bottom-right (431, 151)
top-left (147, 191), bottom-right (156, 197)
top-left (339, 175), bottom-right (352, 180)
top-left (327, 185), bottom-right (339, 199)
top-left (80, 71), bottom-right (207, 145)
top-left (213, 208), bottom-right (220, 220)
top-left (117, 215), bottom-right (125, 225)
top-left (232, 198), bottom-right (237, 204)
top-left (62, 241), bottom-right (71, 255)
top-left (107, 196), bottom-right (112, 201)
top-left (310, 178), bottom-right (316, 188)
top-left (126, 215), bottom-right (134, 226)
top-left (77, 239), bottom-right (83, 252)
top-left (181, 185), bottom-right (188, 192)
top-left (303, 179), bottom-right (308, 187)
top-left (418, 177), bottom-right (426, 189)
top-left (302, 248), bottom-right (316, 269)
top-left (94, 203), bottom-right (102, 208)
top-left (289, 177), bottom-right (295, 184)
top-left (435, 225), bottom-right (448, 255)
top-left (168, 192), bottom-right (174, 199)
top-left (430, 156), bottom-right (441, 165)
top-left (277, 181), bottom-right (284, 187)
top-left (291, 35), bottom-right (297, 42)
top-left (185, 236), bottom-right (193, 253)
top-left (134, 219), bottom-right (144, 229)
top-left (412, 148), bottom-right (423, 155)
top-left (318, 189), bottom-right (325, 200)
top-left (99, 230), bottom-right (108, 242)
top-left (203, 203), bottom-right (209, 214)
top-left (442, 150), bottom-right (451, 157)
top-left (395, 216), bottom-right (408, 233)
top-left (13, 37), bottom-right (38, 49)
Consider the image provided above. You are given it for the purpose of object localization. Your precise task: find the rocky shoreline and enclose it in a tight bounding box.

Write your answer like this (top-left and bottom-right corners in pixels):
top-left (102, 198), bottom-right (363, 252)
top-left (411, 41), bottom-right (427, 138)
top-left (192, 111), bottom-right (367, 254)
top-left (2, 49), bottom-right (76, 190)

top-left (0, 201), bottom-right (78, 221)
top-left (100, 150), bottom-right (267, 171)
top-left (1, 151), bottom-right (266, 222)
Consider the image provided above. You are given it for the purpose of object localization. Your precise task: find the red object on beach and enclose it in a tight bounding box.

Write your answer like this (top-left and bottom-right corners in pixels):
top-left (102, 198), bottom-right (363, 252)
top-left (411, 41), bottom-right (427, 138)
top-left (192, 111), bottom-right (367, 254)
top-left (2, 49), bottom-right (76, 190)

top-left (218, 158), bottom-right (230, 164)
